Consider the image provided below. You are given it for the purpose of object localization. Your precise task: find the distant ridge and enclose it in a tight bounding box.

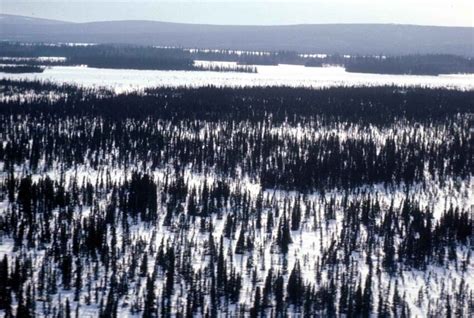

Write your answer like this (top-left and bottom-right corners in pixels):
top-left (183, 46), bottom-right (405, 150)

top-left (0, 13), bottom-right (69, 25)
top-left (1, 14), bottom-right (473, 56)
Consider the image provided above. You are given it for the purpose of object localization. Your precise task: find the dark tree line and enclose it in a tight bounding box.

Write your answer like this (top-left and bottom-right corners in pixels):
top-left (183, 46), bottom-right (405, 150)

top-left (187, 48), bottom-right (474, 75)
top-left (0, 65), bottom-right (45, 73)
top-left (0, 43), bottom-right (256, 73)
top-left (345, 54), bottom-right (474, 75)
top-left (0, 42), bottom-right (195, 70)
top-left (2, 79), bottom-right (472, 122)
top-left (2, 42), bottom-right (472, 75)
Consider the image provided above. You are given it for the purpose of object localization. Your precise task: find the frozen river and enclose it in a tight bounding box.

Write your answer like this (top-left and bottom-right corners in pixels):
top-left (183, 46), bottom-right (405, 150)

top-left (2, 61), bottom-right (473, 92)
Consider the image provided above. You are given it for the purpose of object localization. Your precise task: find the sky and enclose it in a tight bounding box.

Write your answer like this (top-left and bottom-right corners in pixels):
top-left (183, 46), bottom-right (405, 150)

top-left (1, 0), bottom-right (473, 27)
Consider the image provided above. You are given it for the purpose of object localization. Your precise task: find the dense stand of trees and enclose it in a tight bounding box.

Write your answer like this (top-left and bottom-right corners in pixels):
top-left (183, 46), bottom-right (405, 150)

top-left (0, 65), bottom-right (45, 73)
top-left (189, 49), bottom-right (310, 66)
top-left (0, 80), bottom-right (472, 316)
top-left (197, 64), bottom-right (257, 73)
top-left (0, 43), bottom-right (195, 70)
top-left (0, 43), bottom-right (256, 73)
top-left (2, 80), bottom-right (472, 122)
top-left (345, 54), bottom-right (474, 75)
top-left (1, 42), bottom-right (473, 75)
top-left (191, 51), bottom-right (474, 75)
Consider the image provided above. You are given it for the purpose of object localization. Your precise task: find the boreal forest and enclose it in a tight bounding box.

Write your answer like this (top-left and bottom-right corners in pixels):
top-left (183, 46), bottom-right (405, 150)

top-left (0, 79), bottom-right (472, 317)
top-left (1, 42), bottom-right (472, 75)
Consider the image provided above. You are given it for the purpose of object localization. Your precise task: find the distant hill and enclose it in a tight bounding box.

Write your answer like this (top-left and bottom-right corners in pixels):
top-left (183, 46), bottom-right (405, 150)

top-left (1, 14), bottom-right (473, 56)
top-left (0, 14), bottom-right (67, 25)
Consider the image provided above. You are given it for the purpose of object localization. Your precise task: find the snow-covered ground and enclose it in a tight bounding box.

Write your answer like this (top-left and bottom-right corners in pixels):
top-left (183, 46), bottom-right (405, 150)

top-left (0, 76), bottom-right (471, 316)
top-left (1, 63), bottom-right (473, 93)
top-left (1, 158), bottom-right (472, 317)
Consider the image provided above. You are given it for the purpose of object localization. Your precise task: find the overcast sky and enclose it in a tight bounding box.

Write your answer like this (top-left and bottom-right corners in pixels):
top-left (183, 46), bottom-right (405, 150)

top-left (1, 0), bottom-right (473, 26)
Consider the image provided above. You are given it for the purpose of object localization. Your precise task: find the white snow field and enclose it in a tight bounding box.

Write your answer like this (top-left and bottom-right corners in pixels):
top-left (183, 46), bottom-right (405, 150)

top-left (1, 62), bottom-right (473, 93)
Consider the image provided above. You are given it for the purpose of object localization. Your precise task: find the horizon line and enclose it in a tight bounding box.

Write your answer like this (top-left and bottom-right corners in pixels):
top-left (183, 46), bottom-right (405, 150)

top-left (1, 13), bottom-right (473, 29)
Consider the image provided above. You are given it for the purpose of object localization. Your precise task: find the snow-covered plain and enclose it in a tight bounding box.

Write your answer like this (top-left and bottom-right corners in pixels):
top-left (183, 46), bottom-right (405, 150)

top-left (1, 62), bottom-right (473, 93)
top-left (0, 63), bottom-right (472, 317)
